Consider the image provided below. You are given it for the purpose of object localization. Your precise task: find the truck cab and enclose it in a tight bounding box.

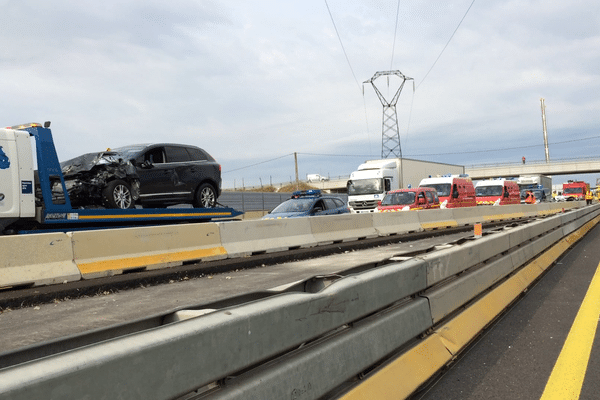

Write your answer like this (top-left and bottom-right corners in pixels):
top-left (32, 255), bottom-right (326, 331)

top-left (562, 181), bottom-right (589, 201)
top-left (418, 175), bottom-right (476, 208)
top-left (347, 159), bottom-right (399, 213)
top-left (0, 124), bottom-right (39, 232)
top-left (475, 179), bottom-right (520, 206)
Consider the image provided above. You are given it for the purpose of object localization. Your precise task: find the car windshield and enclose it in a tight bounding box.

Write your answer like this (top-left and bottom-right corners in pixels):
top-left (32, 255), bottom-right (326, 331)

top-left (521, 189), bottom-right (543, 198)
top-left (347, 178), bottom-right (383, 195)
top-left (381, 191), bottom-right (416, 206)
top-left (423, 184), bottom-right (451, 197)
top-left (109, 145), bottom-right (149, 160)
top-left (563, 187), bottom-right (583, 194)
top-left (476, 185), bottom-right (503, 197)
top-left (270, 198), bottom-right (314, 213)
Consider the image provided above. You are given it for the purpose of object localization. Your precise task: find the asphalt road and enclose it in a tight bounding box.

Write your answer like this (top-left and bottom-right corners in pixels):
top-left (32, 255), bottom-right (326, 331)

top-left (414, 224), bottom-right (600, 400)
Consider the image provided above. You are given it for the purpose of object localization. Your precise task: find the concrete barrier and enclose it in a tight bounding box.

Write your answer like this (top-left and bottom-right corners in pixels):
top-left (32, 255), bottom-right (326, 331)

top-left (422, 232), bottom-right (511, 286)
top-left (310, 213), bottom-right (377, 244)
top-left (2, 201), bottom-right (590, 287)
top-left (71, 223), bottom-right (226, 279)
top-left (218, 218), bottom-right (315, 258)
top-left (417, 208), bottom-right (457, 230)
top-left (484, 204), bottom-right (527, 221)
top-left (372, 211), bottom-right (422, 236)
top-left (425, 254), bottom-right (516, 323)
top-left (341, 210), bottom-right (600, 400)
top-left (0, 232), bottom-right (80, 288)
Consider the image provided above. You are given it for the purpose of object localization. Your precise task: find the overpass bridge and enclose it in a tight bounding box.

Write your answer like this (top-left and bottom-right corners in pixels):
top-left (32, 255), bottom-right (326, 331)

top-left (465, 157), bottom-right (600, 180)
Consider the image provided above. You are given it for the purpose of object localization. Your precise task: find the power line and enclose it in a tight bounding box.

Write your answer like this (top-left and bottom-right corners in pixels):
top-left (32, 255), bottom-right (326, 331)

top-left (324, 0), bottom-right (361, 90)
top-left (221, 133), bottom-right (600, 174)
top-left (417, 0), bottom-right (476, 90)
top-left (298, 133), bottom-right (600, 158)
top-left (222, 153), bottom-right (293, 174)
top-left (390, 0), bottom-right (402, 70)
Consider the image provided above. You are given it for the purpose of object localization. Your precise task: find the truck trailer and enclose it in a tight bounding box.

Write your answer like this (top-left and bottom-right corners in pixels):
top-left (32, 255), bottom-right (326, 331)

top-left (0, 122), bottom-right (242, 234)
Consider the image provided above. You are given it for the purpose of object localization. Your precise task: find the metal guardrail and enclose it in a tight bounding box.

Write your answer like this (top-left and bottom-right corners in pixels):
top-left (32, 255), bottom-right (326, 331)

top-left (1, 204), bottom-right (598, 399)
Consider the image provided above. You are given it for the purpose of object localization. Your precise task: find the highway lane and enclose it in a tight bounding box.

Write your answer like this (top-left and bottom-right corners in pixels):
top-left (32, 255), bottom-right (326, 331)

top-left (0, 230), bottom-right (472, 354)
top-left (414, 224), bottom-right (600, 400)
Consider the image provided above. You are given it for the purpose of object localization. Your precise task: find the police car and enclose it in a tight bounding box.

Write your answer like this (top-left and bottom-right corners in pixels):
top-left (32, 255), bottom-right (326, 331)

top-left (262, 190), bottom-right (349, 219)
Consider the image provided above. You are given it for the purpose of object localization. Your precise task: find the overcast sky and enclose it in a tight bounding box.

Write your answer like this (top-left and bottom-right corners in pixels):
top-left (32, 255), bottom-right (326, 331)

top-left (2, 0), bottom-right (599, 188)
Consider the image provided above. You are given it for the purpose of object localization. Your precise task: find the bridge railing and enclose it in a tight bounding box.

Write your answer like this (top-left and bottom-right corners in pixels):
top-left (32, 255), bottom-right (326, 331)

top-left (466, 156), bottom-right (600, 169)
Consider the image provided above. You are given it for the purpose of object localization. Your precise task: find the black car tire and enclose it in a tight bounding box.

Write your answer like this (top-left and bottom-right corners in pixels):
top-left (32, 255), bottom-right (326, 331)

top-left (103, 180), bottom-right (135, 209)
top-left (194, 183), bottom-right (217, 208)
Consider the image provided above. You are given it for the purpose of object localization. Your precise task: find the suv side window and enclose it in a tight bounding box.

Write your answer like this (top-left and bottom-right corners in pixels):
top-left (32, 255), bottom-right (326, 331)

top-left (333, 198), bottom-right (345, 208)
top-left (144, 147), bottom-right (165, 164)
top-left (165, 146), bottom-right (191, 163)
top-left (312, 200), bottom-right (326, 213)
top-left (186, 147), bottom-right (211, 161)
top-left (324, 198), bottom-right (337, 209)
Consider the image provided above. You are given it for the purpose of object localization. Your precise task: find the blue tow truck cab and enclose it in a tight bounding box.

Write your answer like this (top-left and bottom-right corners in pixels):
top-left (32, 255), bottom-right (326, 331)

top-left (0, 122), bottom-right (242, 233)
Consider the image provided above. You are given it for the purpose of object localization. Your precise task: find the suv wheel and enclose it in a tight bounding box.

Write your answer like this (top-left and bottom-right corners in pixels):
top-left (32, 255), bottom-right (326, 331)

top-left (194, 183), bottom-right (216, 208)
top-left (103, 180), bottom-right (134, 209)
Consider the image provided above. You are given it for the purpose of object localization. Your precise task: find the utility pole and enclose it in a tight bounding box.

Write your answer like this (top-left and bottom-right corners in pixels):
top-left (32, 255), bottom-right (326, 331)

top-left (540, 98), bottom-right (550, 162)
top-left (363, 70), bottom-right (414, 158)
top-left (294, 152), bottom-right (299, 190)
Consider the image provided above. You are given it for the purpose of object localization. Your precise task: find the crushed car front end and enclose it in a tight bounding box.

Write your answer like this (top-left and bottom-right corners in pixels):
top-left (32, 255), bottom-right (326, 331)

top-left (60, 152), bottom-right (140, 208)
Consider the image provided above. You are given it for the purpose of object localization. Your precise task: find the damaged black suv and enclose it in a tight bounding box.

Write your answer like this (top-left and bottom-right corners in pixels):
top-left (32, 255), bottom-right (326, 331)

top-left (60, 143), bottom-right (221, 209)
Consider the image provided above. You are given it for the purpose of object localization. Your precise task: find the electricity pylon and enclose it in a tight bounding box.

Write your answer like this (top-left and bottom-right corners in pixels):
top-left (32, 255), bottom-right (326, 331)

top-left (363, 70), bottom-right (413, 158)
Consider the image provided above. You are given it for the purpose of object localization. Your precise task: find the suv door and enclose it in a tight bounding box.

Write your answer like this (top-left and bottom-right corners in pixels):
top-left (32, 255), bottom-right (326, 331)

top-left (323, 198), bottom-right (342, 214)
top-left (164, 145), bottom-right (195, 203)
top-left (135, 146), bottom-right (173, 205)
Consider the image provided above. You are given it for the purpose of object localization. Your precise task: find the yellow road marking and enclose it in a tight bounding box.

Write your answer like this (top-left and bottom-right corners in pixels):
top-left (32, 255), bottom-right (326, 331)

top-left (77, 212), bottom-right (231, 220)
top-left (421, 221), bottom-right (458, 230)
top-left (540, 262), bottom-right (600, 400)
top-left (77, 247), bottom-right (227, 274)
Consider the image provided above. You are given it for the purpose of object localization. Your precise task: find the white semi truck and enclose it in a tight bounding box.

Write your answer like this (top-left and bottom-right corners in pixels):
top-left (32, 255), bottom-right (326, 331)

top-left (346, 158), bottom-right (464, 213)
top-left (516, 175), bottom-right (552, 201)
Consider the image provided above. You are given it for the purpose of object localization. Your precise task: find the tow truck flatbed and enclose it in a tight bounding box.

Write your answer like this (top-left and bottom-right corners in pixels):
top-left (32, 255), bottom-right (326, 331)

top-left (0, 122), bottom-right (243, 234)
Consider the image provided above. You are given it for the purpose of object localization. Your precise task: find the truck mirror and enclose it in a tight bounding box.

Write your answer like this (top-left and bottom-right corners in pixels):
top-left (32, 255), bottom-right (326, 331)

top-left (504, 191), bottom-right (509, 197)
top-left (452, 190), bottom-right (459, 199)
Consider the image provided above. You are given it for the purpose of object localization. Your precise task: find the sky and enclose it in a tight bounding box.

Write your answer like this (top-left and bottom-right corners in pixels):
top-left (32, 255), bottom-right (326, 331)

top-left (1, 0), bottom-right (600, 189)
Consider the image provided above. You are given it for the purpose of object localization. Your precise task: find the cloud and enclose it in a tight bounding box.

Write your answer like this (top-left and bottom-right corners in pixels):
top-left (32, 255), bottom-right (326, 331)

top-left (0, 0), bottom-right (598, 189)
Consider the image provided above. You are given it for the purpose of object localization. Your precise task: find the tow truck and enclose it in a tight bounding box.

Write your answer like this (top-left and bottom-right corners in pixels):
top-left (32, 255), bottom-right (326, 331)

top-left (0, 122), bottom-right (242, 234)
